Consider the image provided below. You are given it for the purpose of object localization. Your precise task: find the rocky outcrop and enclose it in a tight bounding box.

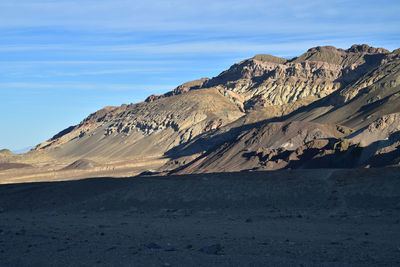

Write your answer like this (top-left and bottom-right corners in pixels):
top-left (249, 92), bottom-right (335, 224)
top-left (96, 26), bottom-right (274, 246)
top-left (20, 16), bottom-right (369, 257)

top-left (332, 57), bottom-right (400, 105)
top-left (348, 113), bottom-right (400, 146)
top-left (177, 113), bottom-right (400, 173)
top-left (175, 121), bottom-right (348, 173)
top-left (145, 78), bottom-right (209, 102)
top-left (203, 44), bottom-right (390, 112)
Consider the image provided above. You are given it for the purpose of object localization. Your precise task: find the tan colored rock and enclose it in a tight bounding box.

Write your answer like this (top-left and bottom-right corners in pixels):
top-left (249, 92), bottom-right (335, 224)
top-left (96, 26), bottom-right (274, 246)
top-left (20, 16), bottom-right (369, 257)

top-left (204, 44), bottom-right (390, 110)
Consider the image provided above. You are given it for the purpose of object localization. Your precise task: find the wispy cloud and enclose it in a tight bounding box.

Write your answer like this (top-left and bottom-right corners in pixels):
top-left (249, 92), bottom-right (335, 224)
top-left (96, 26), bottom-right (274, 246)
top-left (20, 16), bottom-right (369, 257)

top-left (0, 60), bottom-right (186, 65)
top-left (1, 0), bottom-right (399, 35)
top-left (0, 82), bottom-right (176, 92)
top-left (30, 68), bottom-right (185, 78)
top-left (1, 37), bottom-right (398, 58)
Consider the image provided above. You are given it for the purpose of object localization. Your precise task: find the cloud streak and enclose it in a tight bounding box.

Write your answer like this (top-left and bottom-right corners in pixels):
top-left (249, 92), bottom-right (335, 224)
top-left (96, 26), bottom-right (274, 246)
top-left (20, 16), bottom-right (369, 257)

top-left (0, 39), bottom-right (391, 55)
top-left (1, 0), bottom-right (399, 35)
top-left (0, 82), bottom-right (176, 92)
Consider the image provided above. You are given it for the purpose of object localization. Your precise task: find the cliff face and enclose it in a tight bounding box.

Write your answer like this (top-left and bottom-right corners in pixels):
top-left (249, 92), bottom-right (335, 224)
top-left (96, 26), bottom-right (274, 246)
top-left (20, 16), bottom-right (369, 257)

top-left (32, 44), bottom-right (400, 170)
top-left (203, 45), bottom-right (390, 111)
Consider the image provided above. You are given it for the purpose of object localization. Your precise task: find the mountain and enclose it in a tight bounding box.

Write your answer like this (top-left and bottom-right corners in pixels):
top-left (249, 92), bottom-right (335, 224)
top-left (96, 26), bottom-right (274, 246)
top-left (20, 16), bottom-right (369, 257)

top-left (34, 88), bottom-right (244, 161)
top-left (29, 44), bottom-right (400, 173)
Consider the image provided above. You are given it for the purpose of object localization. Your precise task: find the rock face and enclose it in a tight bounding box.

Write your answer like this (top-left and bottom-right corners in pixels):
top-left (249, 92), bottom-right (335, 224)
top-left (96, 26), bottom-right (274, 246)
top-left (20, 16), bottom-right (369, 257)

top-left (177, 114), bottom-right (400, 173)
top-left (203, 44), bottom-right (390, 111)
top-left (32, 44), bottom-right (400, 171)
top-left (348, 113), bottom-right (400, 146)
top-left (174, 121), bottom-right (349, 173)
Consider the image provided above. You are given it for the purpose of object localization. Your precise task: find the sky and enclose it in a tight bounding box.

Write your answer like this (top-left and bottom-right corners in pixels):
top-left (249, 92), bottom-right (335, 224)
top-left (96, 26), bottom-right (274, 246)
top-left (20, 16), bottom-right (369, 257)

top-left (1, 0), bottom-right (400, 151)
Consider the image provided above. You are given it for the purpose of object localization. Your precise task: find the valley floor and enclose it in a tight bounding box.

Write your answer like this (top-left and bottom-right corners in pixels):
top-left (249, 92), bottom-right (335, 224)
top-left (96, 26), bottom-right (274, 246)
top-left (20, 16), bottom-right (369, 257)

top-left (0, 156), bottom-right (168, 184)
top-left (0, 168), bottom-right (399, 266)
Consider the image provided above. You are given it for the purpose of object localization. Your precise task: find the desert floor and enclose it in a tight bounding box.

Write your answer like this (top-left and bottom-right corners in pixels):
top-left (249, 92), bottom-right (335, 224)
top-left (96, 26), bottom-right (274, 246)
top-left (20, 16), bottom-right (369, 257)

top-left (1, 168), bottom-right (400, 266)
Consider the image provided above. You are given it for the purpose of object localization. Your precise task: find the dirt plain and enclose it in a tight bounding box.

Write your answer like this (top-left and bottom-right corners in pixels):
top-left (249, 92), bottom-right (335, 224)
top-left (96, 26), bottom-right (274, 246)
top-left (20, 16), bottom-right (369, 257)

top-left (0, 157), bottom-right (168, 185)
top-left (1, 168), bottom-right (400, 266)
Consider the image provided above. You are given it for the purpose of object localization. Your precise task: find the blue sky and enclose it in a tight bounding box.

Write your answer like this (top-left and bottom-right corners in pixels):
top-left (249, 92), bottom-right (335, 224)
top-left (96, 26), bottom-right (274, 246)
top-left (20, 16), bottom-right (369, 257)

top-left (1, 0), bottom-right (400, 151)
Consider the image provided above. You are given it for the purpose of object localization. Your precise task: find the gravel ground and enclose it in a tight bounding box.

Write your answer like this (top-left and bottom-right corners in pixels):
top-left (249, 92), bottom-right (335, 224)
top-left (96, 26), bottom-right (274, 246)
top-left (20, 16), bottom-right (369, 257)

top-left (1, 168), bottom-right (400, 266)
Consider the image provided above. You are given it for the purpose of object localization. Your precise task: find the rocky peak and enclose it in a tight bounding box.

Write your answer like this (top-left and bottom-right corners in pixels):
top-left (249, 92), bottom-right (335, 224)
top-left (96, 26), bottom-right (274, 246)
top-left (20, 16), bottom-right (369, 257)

top-left (293, 45), bottom-right (345, 65)
top-left (294, 44), bottom-right (389, 65)
top-left (145, 78), bottom-right (209, 102)
top-left (306, 45), bottom-right (341, 52)
top-left (251, 54), bottom-right (288, 64)
top-left (346, 44), bottom-right (389, 54)
top-left (199, 44), bottom-right (394, 112)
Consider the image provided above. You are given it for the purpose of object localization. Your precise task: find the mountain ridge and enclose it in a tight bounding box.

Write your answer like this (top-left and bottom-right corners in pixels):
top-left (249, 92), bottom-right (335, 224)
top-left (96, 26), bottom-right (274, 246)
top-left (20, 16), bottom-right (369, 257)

top-left (22, 44), bottom-right (400, 173)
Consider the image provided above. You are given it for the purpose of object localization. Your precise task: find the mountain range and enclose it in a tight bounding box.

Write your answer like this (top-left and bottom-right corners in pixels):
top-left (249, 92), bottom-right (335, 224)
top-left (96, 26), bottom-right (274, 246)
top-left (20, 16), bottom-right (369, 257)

top-left (3, 44), bottom-right (400, 176)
